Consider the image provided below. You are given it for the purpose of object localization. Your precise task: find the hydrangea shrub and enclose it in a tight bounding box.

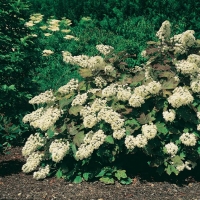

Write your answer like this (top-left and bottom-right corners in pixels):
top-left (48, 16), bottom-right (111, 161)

top-left (22, 20), bottom-right (200, 184)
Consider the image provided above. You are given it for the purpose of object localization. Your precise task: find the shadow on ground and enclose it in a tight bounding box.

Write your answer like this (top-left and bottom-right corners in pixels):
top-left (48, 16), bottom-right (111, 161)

top-left (0, 160), bottom-right (24, 177)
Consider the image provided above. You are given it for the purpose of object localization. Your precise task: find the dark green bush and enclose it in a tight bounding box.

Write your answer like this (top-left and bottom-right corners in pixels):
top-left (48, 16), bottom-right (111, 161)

top-left (0, 0), bottom-right (40, 152)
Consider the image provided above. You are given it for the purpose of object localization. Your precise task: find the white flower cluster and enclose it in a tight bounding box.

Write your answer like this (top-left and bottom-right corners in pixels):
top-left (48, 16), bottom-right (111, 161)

top-left (129, 81), bottom-right (161, 107)
top-left (80, 105), bottom-right (94, 117)
top-left (95, 76), bottom-right (107, 88)
top-left (189, 54), bottom-right (200, 92)
top-left (162, 109), bottom-right (176, 122)
top-left (91, 98), bottom-right (107, 112)
top-left (24, 106), bottom-right (63, 131)
top-left (25, 13), bottom-right (43, 27)
top-left (80, 99), bottom-right (107, 128)
top-left (179, 133), bottom-right (197, 146)
top-left (102, 84), bottom-right (118, 98)
top-left (22, 152), bottom-right (44, 173)
top-left (63, 53), bottom-right (90, 68)
top-left (33, 165), bottom-right (50, 180)
top-left (42, 49), bottom-right (54, 56)
top-left (104, 65), bottom-right (115, 74)
top-left (88, 56), bottom-right (106, 71)
top-left (113, 128), bottom-right (126, 140)
top-left (165, 142), bottom-right (178, 156)
top-left (156, 20), bottom-right (171, 42)
top-left (83, 114), bottom-right (98, 128)
top-left (49, 139), bottom-right (70, 162)
top-left (187, 54), bottom-right (200, 67)
top-left (146, 81), bottom-right (162, 95)
top-left (71, 93), bottom-right (88, 106)
top-left (176, 161), bottom-right (197, 171)
top-left (23, 107), bottom-right (44, 123)
top-left (175, 60), bottom-right (198, 75)
top-left (141, 123), bottom-right (157, 140)
top-left (180, 30), bottom-right (196, 47)
top-left (125, 134), bottom-right (147, 150)
top-left (75, 130), bottom-right (106, 160)
top-left (129, 94), bottom-right (145, 107)
top-left (190, 79), bottom-right (200, 93)
top-left (88, 88), bottom-right (101, 94)
top-left (58, 79), bottom-right (78, 95)
top-left (64, 35), bottom-right (79, 41)
top-left (29, 90), bottom-right (55, 105)
top-left (97, 107), bottom-right (124, 130)
top-left (167, 87), bottom-right (194, 108)
top-left (117, 85), bottom-right (132, 101)
top-left (171, 30), bottom-right (196, 55)
top-left (22, 133), bottom-right (46, 157)
top-left (47, 19), bottom-right (60, 31)
top-left (62, 53), bottom-right (106, 71)
top-left (96, 44), bottom-right (114, 55)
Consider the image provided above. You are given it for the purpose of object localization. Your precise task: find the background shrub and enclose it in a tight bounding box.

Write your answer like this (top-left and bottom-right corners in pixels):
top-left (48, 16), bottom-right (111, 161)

top-left (0, 0), bottom-right (40, 152)
top-left (21, 22), bottom-right (200, 183)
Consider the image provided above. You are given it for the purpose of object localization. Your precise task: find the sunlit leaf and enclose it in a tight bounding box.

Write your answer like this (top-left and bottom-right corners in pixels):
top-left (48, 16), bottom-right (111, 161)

top-left (73, 176), bottom-right (82, 183)
top-left (73, 131), bottom-right (85, 147)
top-left (156, 122), bottom-right (168, 134)
top-left (105, 135), bottom-right (114, 144)
top-left (114, 170), bottom-right (127, 180)
top-left (69, 105), bottom-right (83, 116)
top-left (56, 169), bottom-right (63, 178)
top-left (137, 113), bottom-right (155, 124)
top-left (100, 177), bottom-right (115, 184)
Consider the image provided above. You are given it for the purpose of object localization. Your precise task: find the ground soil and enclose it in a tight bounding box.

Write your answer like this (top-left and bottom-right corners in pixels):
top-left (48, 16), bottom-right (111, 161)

top-left (1, 147), bottom-right (200, 200)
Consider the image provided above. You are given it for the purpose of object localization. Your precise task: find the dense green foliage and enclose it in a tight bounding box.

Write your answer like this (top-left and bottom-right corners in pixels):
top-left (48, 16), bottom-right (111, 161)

top-left (2, 0), bottom-right (200, 183)
top-left (28, 0), bottom-right (200, 37)
top-left (0, 0), bottom-right (40, 151)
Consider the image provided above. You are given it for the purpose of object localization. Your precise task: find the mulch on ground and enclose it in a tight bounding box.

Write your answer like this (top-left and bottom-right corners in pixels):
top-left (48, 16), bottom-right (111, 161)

top-left (0, 147), bottom-right (200, 200)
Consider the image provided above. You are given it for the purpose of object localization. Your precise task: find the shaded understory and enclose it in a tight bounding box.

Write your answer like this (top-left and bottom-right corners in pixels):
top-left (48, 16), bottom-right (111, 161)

top-left (0, 147), bottom-right (200, 200)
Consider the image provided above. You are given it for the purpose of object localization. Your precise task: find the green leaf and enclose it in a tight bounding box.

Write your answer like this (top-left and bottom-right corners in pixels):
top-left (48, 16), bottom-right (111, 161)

top-left (73, 131), bottom-right (85, 147)
top-left (114, 170), bottom-right (127, 180)
top-left (171, 156), bottom-right (183, 166)
top-left (180, 152), bottom-right (186, 159)
top-left (8, 85), bottom-right (16, 91)
top-left (47, 129), bottom-right (54, 138)
top-left (120, 177), bottom-right (132, 185)
top-left (68, 122), bottom-right (79, 135)
top-left (100, 177), bottom-right (115, 184)
top-left (83, 172), bottom-right (91, 181)
top-left (78, 81), bottom-right (87, 91)
top-left (125, 119), bottom-right (140, 126)
top-left (165, 165), bottom-right (172, 175)
top-left (137, 113), bottom-right (155, 124)
top-left (59, 95), bottom-right (74, 108)
top-left (162, 78), bottom-right (179, 89)
top-left (73, 176), bottom-right (82, 183)
top-left (56, 169), bottom-right (63, 178)
top-left (156, 122), bottom-right (168, 134)
top-left (95, 169), bottom-right (106, 177)
top-left (71, 143), bottom-right (77, 159)
top-left (105, 135), bottom-right (114, 144)
top-left (197, 147), bottom-right (200, 155)
top-left (69, 105), bottom-right (83, 116)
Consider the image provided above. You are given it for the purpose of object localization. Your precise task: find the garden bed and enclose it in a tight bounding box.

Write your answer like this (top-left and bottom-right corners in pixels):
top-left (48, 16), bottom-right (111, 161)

top-left (0, 147), bottom-right (200, 200)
